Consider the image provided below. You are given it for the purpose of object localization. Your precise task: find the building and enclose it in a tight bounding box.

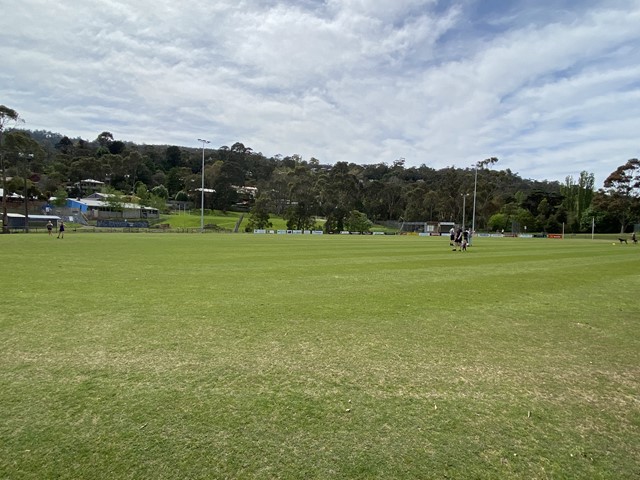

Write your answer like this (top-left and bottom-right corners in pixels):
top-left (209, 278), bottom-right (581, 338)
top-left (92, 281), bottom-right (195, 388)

top-left (71, 179), bottom-right (105, 195)
top-left (0, 187), bottom-right (25, 200)
top-left (66, 193), bottom-right (159, 220)
top-left (4, 213), bottom-right (61, 230)
top-left (400, 221), bottom-right (453, 234)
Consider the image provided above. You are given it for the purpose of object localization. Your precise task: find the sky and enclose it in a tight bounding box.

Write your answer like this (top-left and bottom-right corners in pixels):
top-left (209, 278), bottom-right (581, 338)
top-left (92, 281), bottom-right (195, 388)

top-left (2, 0), bottom-right (639, 186)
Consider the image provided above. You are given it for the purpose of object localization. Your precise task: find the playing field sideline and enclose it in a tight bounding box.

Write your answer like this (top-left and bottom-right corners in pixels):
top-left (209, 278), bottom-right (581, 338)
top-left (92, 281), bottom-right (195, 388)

top-left (1, 234), bottom-right (638, 479)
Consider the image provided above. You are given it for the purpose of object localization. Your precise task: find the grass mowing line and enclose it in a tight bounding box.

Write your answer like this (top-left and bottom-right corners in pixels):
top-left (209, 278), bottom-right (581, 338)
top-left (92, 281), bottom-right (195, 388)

top-left (1, 234), bottom-right (639, 479)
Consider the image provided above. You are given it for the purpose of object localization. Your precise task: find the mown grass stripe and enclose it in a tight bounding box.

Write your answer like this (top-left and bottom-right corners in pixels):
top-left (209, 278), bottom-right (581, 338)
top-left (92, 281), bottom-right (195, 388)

top-left (1, 234), bottom-right (638, 479)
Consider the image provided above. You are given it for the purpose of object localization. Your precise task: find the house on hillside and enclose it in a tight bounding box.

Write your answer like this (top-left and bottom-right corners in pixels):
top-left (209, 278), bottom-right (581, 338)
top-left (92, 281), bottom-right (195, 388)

top-left (0, 187), bottom-right (23, 200)
top-left (231, 185), bottom-right (257, 210)
top-left (69, 179), bottom-right (105, 196)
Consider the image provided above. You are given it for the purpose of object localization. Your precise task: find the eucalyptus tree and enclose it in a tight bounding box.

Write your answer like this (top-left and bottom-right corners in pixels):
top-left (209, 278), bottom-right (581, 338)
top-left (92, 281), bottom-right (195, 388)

top-left (134, 182), bottom-right (150, 205)
top-left (434, 167), bottom-right (463, 222)
top-left (96, 131), bottom-right (114, 148)
top-left (264, 166), bottom-right (291, 215)
top-left (361, 162), bottom-right (390, 181)
top-left (75, 139), bottom-right (94, 158)
top-left (166, 168), bottom-right (188, 196)
top-left (283, 163), bottom-right (318, 230)
top-left (229, 142), bottom-right (252, 173)
top-left (561, 171), bottom-right (594, 232)
top-left (101, 154), bottom-right (125, 189)
top-left (165, 146), bottom-right (182, 169)
top-left (247, 194), bottom-right (273, 231)
top-left (1, 105), bottom-right (23, 232)
top-left (3, 130), bottom-right (44, 231)
top-left (151, 184), bottom-right (168, 199)
top-left (245, 151), bottom-right (276, 184)
top-left (125, 151), bottom-right (146, 193)
top-left (345, 210), bottom-right (372, 233)
top-left (212, 179), bottom-right (239, 213)
top-left (69, 156), bottom-right (105, 183)
top-left (471, 157), bottom-right (499, 230)
top-left (403, 182), bottom-right (430, 221)
top-left (577, 171), bottom-right (595, 219)
top-left (423, 190), bottom-right (440, 221)
top-left (321, 162), bottom-right (361, 229)
top-left (52, 187), bottom-right (68, 207)
top-left (109, 140), bottom-right (126, 155)
top-left (102, 186), bottom-right (125, 214)
top-left (379, 176), bottom-right (406, 221)
top-left (596, 159), bottom-right (640, 233)
top-left (54, 136), bottom-right (74, 155)
top-left (361, 179), bottom-right (387, 222)
top-left (474, 168), bottom-right (518, 230)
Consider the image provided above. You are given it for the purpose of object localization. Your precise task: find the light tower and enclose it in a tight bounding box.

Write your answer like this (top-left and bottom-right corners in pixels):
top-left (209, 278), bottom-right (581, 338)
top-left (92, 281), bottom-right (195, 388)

top-left (197, 138), bottom-right (210, 232)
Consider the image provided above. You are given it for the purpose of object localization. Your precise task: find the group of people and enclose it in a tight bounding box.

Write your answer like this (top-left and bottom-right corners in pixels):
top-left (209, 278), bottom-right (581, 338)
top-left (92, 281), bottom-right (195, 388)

top-left (46, 220), bottom-right (65, 238)
top-left (449, 227), bottom-right (470, 252)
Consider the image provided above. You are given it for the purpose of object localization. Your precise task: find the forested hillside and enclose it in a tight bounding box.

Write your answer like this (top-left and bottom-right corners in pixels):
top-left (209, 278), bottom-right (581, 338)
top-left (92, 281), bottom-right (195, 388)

top-left (1, 125), bottom-right (637, 234)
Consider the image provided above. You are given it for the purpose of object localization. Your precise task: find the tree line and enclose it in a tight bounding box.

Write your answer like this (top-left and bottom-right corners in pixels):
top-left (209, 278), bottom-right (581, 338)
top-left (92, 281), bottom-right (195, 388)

top-left (1, 105), bottom-right (638, 234)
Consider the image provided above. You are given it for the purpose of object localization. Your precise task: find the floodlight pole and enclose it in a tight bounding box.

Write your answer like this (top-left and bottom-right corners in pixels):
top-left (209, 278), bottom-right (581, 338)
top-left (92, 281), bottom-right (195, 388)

top-left (461, 193), bottom-right (468, 230)
top-left (1, 152), bottom-right (7, 234)
top-left (19, 152), bottom-right (34, 233)
top-left (471, 163), bottom-right (478, 243)
top-left (197, 138), bottom-right (210, 233)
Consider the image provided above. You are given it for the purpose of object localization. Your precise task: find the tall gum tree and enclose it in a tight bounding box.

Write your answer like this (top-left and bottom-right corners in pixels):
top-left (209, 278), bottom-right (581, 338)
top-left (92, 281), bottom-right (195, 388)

top-left (3, 130), bottom-right (44, 232)
top-left (0, 105), bottom-right (23, 233)
top-left (600, 159), bottom-right (640, 233)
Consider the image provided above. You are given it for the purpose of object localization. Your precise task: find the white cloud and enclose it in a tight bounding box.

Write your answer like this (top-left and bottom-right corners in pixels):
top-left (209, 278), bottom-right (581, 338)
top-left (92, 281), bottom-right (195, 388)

top-left (1, 0), bottom-right (639, 185)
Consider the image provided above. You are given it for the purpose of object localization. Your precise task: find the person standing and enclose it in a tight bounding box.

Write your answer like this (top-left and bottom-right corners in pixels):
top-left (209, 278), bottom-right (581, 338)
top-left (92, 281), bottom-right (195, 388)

top-left (57, 221), bottom-right (65, 239)
top-left (454, 228), bottom-right (463, 251)
top-left (449, 227), bottom-right (455, 246)
top-left (46, 220), bottom-right (53, 236)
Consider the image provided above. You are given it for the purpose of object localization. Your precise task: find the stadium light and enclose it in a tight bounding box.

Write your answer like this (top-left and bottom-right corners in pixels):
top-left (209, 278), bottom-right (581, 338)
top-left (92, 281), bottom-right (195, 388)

top-left (18, 152), bottom-right (34, 233)
top-left (471, 164), bottom-right (479, 244)
top-left (461, 193), bottom-right (469, 230)
top-left (197, 138), bottom-right (210, 232)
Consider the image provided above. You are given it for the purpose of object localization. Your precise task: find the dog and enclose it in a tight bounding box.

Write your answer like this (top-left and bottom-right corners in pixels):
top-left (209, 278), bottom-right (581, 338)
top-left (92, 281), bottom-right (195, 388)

top-left (618, 238), bottom-right (628, 244)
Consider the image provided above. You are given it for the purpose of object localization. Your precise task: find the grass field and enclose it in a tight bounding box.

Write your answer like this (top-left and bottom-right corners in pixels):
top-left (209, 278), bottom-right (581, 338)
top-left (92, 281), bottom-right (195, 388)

top-left (158, 211), bottom-right (260, 231)
top-left (1, 233), bottom-right (639, 479)
top-left (157, 211), bottom-right (291, 231)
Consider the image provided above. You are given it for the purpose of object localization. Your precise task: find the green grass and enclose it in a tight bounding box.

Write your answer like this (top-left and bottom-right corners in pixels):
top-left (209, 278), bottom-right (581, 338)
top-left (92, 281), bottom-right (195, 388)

top-left (1, 234), bottom-right (638, 479)
top-left (158, 211), bottom-right (293, 231)
top-left (158, 210), bottom-right (248, 230)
